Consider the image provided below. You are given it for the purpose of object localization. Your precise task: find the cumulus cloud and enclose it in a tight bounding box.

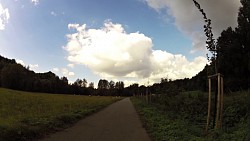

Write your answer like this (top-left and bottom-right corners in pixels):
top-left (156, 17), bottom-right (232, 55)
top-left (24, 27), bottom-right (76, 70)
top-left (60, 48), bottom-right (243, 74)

top-left (143, 0), bottom-right (241, 52)
top-left (65, 21), bottom-right (153, 78)
top-left (62, 68), bottom-right (75, 76)
top-left (31, 0), bottom-right (39, 6)
top-left (151, 50), bottom-right (207, 80)
top-left (16, 59), bottom-right (39, 70)
top-left (64, 21), bottom-right (207, 85)
top-left (53, 68), bottom-right (75, 77)
top-left (0, 3), bottom-right (10, 30)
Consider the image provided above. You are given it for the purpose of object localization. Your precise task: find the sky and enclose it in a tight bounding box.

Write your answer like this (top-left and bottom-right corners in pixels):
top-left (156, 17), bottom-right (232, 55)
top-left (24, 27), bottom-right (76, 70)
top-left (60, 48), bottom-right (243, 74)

top-left (0, 0), bottom-right (241, 87)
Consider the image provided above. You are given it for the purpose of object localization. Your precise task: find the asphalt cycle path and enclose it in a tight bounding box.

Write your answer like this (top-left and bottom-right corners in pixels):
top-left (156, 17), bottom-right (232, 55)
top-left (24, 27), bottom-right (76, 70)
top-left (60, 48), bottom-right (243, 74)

top-left (39, 98), bottom-right (151, 141)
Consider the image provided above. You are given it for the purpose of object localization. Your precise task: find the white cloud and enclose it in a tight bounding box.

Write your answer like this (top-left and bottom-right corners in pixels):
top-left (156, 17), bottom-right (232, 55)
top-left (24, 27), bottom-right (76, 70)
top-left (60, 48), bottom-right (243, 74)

top-left (53, 67), bottom-right (75, 77)
top-left (61, 68), bottom-right (75, 77)
top-left (65, 21), bottom-right (153, 77)
top-left (30, 64), bottom-right (39, 69)
top-left (67, 64), bottom-right (74, 68)
top-left (0, 3), bottom-right (10, 30)
top-left (16, 59), bottom-right (25, 66)
top-left (16, 59), bottom-right (39, 70)
top-left (64, 21), bottom-right (207, 85)
top-left (31, 0), bottom-right (39, 6)
top-left (61, 68), bottom-right (68, 76)
top-left (151, 50), bottom-right (207, 80)
top-left (68, 72), bottom-right (75, 76)
top-left (143, 0), bottom-right (241, 53)
top-left (51, 11), bottom-right (57, 16)
top-left (53, 67), bottom-right (59, 72)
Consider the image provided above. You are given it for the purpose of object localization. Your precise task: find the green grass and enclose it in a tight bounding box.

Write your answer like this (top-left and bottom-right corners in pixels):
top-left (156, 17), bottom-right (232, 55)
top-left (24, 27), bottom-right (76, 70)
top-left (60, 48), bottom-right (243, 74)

top-left (0, 88), bottom-right (122, 141)
top-left (132, 91), bottom-right (250, 141)
top-left (131, 97), bottom-right (206, 141)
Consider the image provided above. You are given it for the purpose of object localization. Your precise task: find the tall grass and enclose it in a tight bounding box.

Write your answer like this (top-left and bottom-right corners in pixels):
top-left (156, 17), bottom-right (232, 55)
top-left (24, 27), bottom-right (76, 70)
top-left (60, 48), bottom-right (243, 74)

top-left (132, 91), bottom-right (250, 141)
top-left (0, 88), bottom-right (121, 141)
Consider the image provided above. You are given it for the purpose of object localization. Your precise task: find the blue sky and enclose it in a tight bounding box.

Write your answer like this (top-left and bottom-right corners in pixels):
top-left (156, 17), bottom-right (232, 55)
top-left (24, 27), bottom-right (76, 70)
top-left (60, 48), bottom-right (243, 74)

top-left (0, 0), bottom-right (241, 86)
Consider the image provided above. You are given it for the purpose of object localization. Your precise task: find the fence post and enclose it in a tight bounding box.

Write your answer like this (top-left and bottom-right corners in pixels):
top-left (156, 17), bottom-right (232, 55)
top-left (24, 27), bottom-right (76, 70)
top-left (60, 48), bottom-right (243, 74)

top-left (220, 76), bottom-right (224, 128)
top-left (216, 73), bottom-right (221, 129)
top-left (207, 73), bottom-right (224, 132)
top-left (206, 78), bottom-right (212, 133)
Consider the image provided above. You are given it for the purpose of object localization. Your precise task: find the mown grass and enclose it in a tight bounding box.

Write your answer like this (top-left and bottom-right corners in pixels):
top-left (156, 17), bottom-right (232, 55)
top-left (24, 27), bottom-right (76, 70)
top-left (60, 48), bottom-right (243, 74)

top-left (0, 88), bottom-right (122, 141)
top-left (132, 91), bottom-right (250, 141)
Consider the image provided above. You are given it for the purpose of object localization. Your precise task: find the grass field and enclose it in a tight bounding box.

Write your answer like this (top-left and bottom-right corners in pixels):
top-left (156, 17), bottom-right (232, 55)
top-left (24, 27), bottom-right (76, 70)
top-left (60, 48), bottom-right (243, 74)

top-left (0, 88), bottom-right (122, 141)
top-left (132, 91), bottom-right (250, 141)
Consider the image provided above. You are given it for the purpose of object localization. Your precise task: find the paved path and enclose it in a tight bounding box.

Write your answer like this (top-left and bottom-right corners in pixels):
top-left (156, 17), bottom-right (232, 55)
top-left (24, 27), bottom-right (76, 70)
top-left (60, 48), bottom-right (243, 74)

top-left (39, 98), bottom-right (151, 141)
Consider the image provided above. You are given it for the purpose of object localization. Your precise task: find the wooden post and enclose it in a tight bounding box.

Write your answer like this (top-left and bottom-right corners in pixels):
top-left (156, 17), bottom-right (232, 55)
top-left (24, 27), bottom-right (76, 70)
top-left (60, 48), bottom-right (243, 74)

top-left (207, 73), bottom-right (224, 132)
top-left (206, 78), bottom-right (212, 132)
top-left (216, 73), bottom-right (221, 129)
top-left (220, 76), bottom-right (224, 128)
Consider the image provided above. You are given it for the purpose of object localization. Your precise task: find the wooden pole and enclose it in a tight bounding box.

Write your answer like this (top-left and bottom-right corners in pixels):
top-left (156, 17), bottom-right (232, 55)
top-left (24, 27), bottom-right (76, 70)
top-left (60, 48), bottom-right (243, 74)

top-left (216, 74), bottom-right (221, 129)
top-left (206, 78), bottom-right (212, 132)
top-left (220, 76), bottom-right (224, 128)
top-left (207, 73), bottom-right (224, 131)
top-left (213, 79), bottom-right (217, 128)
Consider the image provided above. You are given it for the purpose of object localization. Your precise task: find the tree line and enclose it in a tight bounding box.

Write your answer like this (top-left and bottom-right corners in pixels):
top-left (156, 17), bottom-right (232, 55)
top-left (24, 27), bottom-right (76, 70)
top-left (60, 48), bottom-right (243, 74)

top-left (0, 56), bottom-right (131, 96)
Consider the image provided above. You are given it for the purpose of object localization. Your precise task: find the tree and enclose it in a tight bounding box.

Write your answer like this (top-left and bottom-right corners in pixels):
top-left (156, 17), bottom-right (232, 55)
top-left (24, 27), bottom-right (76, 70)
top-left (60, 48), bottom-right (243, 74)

top-left (115, 81), bottom-right (124, 90)
top-left (82, 78), bottom-right (87, 88)
top-left (236, 0), bottom-right (250, 90)
top-left (1, 64), bottom-right (26, 90)
top-left (98, 79), bottom-right (109, 90)
top-left (89, 82), bottom-right (94, 89)
top-left (127, 83), bottom-right (139, 96)
top-left (115, 81), bottom-right (124, 96)
top-left (97, 79), bottom-right (109, 95)
top-left (193, 0), bottom-right (217, 74)
top-left (109, 80), bottom-right (115, 89)
top-left (61, 76), bottom-right (68, 85)
top-left (161, 78), bottom-right (169, 83)
top-left (74, 79), bottom-right (83, 87)
top-left (215, 0), bottom-right (250, 91)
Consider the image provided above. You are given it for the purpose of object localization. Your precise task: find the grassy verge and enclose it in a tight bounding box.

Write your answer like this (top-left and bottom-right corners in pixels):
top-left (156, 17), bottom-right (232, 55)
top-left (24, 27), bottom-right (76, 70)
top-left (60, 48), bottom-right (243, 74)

top-left (131, 97), bottom-right (206, 141)
top-left (0, 88), bottom-right (122, 141)
top-left (131, 91), bottom-right (250, 141)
